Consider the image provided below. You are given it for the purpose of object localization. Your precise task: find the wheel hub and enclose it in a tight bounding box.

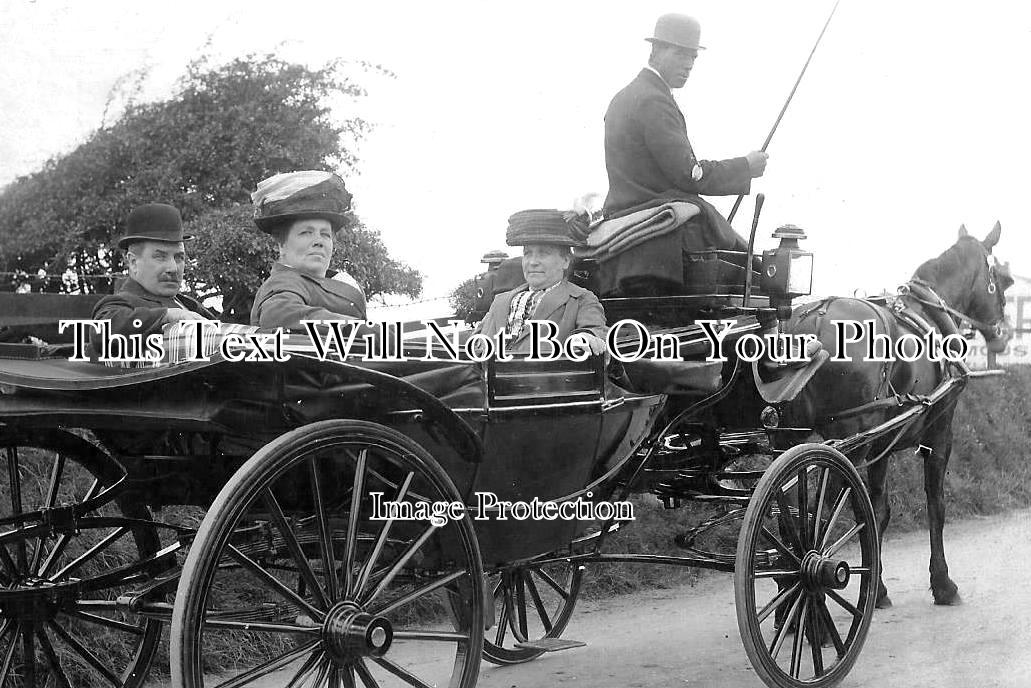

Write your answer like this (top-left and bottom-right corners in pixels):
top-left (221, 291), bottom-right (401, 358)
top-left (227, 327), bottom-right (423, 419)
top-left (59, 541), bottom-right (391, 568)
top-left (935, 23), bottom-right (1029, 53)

top-left (801, 551), bottom-right (850, 590)
top-left (0, 577), bottom-right (68, 621)
top-left (322, 601), bottom-right (393, 662)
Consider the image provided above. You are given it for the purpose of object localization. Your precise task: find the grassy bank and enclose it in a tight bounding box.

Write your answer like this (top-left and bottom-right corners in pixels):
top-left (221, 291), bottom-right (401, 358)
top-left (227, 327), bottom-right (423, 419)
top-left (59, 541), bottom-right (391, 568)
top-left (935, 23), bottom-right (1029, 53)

top-left (581, 365), bottom-right (1031, 599)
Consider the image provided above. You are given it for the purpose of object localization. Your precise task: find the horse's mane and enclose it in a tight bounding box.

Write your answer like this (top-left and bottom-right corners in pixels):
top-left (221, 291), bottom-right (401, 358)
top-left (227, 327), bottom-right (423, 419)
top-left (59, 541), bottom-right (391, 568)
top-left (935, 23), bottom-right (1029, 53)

top-left (912, 236), bottom-right (982, 285)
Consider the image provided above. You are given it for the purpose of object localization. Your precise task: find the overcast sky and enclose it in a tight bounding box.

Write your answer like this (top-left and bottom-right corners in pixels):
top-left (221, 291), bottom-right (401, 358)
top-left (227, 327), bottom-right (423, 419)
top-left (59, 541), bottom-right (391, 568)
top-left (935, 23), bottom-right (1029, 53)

top-left (2, 0), bottom-right (1029, 308)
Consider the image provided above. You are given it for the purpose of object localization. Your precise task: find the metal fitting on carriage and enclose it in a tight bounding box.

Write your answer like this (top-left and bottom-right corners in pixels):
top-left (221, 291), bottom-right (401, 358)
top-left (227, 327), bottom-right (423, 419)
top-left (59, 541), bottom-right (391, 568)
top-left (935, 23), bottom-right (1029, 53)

top-left (760, 405), bottom-right (780, 428)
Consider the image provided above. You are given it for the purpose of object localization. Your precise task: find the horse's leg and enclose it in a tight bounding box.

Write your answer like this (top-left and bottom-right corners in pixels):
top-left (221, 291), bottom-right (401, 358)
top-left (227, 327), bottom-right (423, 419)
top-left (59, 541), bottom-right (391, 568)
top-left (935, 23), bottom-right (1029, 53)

top-left (864, 448), bottom-right (893, 608)
top-left (922, 417), bottom-right (961, 605)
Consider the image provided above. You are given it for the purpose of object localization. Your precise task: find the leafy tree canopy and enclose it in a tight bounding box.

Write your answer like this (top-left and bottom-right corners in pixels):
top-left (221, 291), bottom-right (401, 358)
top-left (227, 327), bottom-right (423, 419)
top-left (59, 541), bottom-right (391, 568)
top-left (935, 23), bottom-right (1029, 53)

top-left (0, 53), bottom-right (421, 314)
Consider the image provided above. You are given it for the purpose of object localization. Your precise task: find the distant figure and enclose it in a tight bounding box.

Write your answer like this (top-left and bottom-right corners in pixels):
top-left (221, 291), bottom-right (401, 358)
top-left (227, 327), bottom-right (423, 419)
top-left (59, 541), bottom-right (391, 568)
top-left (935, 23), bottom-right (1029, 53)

top-left (92, 203), bottom-right (214, 343)
top-left (604, 13), bottom-right (768, 215)
top-left (476, 209), bottom-right (606, 357)
top-left (249, 171), bottom-right (367, 330)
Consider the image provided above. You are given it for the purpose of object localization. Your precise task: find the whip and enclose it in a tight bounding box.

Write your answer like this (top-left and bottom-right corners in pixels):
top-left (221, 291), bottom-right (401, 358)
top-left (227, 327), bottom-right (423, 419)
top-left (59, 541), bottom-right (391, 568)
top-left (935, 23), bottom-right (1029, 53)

top-left (726, 0), bottom-right (842, 224)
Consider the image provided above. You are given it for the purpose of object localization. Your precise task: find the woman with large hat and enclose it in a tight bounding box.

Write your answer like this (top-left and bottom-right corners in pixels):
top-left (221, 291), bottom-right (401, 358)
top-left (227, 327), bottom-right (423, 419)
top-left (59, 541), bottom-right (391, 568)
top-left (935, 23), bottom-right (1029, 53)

top-left (249, 171), bottom-right (367, 330)
top-left (475, 209), bottom-right (607, 356)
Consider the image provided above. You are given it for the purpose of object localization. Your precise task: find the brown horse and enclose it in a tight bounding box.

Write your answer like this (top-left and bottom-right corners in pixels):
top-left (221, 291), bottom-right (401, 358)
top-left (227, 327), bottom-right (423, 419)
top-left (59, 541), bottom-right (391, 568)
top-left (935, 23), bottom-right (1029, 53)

top-left (784, 223), bottom-right (1012, 608)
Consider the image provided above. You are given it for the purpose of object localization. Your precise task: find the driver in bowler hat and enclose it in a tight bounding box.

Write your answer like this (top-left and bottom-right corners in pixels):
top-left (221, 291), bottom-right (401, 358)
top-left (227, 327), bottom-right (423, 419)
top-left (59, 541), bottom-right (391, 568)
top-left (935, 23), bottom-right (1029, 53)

top-left (91, 203), bottom-right (215, 342)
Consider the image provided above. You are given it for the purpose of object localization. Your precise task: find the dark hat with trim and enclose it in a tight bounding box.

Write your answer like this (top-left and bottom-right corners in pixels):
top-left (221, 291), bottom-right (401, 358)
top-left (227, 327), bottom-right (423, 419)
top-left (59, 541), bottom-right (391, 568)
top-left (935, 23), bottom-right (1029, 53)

top-left (251, 171), bottom-right (353, 234)
top-left (506, 209), bottom-right (586, 247)
top-left (117, 203), bottom-right (192, 250)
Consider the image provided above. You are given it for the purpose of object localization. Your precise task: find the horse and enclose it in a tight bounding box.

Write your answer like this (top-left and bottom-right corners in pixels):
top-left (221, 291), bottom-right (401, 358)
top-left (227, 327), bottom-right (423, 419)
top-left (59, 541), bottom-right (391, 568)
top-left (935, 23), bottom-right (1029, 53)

top-left (783, 222), bottom-right (1012, 608)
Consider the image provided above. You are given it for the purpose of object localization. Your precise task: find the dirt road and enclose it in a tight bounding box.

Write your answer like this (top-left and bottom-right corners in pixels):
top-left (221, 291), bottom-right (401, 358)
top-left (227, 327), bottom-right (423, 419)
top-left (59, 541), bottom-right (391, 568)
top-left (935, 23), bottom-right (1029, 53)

top-left (157, 509), bottom-right (1031, 688)
top-left (475, 509), bottom-right (1031, 688)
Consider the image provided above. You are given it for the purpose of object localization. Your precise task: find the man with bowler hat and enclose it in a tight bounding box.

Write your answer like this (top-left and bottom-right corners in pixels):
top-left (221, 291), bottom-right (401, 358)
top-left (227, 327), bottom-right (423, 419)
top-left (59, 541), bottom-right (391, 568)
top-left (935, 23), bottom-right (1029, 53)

top-left (604, 13), bottom-right (768, 216)
top-left (91, 203), bottom-right (214, 342)
top-left (475, 209), bottom-right (607, 357)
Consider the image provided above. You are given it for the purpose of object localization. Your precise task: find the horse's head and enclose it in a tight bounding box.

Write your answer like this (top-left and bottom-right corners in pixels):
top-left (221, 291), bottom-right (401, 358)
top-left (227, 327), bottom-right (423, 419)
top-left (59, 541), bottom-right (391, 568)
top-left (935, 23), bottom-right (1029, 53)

top-left (955, 222), bottom-right (1013, 352)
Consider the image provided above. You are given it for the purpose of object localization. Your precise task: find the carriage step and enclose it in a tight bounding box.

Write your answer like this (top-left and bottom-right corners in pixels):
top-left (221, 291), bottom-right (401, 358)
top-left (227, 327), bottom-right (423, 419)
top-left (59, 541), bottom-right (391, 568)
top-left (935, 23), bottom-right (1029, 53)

top-left (514, 638), bottom-right (587, 652)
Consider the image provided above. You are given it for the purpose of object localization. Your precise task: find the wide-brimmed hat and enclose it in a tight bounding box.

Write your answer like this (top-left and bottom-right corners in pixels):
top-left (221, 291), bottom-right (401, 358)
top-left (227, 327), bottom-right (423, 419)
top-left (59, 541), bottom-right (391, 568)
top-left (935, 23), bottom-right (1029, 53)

top-left (117, 203), bottom-right (192, 249)
top-left (251, 171), bottom-right (352, 234)
top-left (506, 209), bottom-right (584, 247)
top-left (646, 13), bottom-right (705, 51)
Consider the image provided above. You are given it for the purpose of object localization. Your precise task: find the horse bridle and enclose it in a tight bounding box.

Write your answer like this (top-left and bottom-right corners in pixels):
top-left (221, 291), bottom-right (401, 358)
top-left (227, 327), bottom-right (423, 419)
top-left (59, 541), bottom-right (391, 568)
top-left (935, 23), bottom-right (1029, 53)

top-left (900, 261), bottom-right (1006, 339)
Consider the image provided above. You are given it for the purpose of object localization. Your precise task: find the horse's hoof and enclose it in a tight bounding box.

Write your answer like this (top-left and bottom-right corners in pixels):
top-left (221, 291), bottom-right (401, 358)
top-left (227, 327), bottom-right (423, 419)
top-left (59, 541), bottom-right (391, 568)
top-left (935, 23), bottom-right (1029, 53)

top-left (931, 581), bottom-right (962, 606)
top-left (875, 594), bottom-right (893, 609)
top-left (933, 590), bottom-right (962, 606)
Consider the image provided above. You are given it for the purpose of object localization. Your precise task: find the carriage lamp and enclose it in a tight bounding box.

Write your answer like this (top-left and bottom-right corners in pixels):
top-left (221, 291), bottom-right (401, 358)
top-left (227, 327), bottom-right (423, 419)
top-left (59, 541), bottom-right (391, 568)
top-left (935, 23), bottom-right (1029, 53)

top-left (761, 224), bottom-right (814, 320)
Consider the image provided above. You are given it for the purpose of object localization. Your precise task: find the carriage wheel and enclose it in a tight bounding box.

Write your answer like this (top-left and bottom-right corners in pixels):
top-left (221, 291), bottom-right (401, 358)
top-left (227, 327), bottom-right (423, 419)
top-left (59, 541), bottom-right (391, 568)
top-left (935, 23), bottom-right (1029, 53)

top-left (734, 443), bottom-right (878, 688)
top-left (0, 429), bottom-right (162, 688)
top-left (171, 419), bottom-right (484, 688)
top-left (481, 560), bottom-right (583, 665)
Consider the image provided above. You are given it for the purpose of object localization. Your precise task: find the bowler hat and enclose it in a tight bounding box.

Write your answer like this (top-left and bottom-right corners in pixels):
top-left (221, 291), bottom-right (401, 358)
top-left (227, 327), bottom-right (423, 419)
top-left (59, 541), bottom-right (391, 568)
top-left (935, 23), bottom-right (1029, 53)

top-left (506, 209), bottom-right (582, 247)
top-left (251, 171), bottom-right (352, 234)
top-left (646, 13), bottom-right (705, 51)
top-left (117, 203), bottom-right (192, 249)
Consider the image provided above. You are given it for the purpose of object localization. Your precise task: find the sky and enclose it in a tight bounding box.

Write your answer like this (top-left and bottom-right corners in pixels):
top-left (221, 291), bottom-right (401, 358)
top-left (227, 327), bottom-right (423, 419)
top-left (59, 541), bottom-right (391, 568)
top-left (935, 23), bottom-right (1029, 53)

top-left (2, 0), bottom-right (1030, 312)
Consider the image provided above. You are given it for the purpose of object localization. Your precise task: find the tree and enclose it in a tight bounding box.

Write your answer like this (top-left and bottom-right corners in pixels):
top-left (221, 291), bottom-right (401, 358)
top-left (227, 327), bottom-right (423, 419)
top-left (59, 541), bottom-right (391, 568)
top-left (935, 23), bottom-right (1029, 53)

top-left (0, 53), bottom-right (421, 307)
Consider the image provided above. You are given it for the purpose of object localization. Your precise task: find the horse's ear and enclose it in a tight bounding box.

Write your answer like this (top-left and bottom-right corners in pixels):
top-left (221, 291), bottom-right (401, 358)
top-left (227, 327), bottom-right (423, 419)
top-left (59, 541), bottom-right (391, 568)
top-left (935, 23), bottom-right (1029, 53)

top-left (984, 221), bottom-right (1002, 251)
top-left (958, 224), bottom-right (968, 238)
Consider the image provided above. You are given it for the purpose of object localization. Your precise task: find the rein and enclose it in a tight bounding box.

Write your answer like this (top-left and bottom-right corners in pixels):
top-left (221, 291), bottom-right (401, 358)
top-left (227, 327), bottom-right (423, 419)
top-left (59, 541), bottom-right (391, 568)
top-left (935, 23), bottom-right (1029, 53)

top-left (902, 276), bottom-right (1004, 338)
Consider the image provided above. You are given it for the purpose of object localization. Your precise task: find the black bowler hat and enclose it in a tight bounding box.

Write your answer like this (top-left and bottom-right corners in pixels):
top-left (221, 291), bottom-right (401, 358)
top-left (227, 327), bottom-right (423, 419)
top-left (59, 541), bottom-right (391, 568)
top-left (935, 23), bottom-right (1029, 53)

top-left (117, 203), bottom-right (193, 249)
top-left (506, 209), bottom-right (584, 247)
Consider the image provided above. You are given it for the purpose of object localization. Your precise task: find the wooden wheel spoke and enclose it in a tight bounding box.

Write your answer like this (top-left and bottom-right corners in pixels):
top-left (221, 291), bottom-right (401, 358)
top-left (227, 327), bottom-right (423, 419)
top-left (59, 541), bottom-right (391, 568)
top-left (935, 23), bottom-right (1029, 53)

top-left (36, 627), bottom-right (72, 688)
top-left (757, 581), bottom-right (801, 624)
top-left (515, 571), bottom-right (529, 638)
top-left (49, 526), bottom-right (129, 581)
top-left (262, 489), bottom-right (329, 610)
top-left (7, 446), bottom-right (28, 572)
top-left (364, 523), bottom-right (438, 605)
top-left (815, 596), bottom-right (846, 656)
top-left (0, 622), bottom-right (17, 686)
top-left (371, 655), bottom-right (435, 688)
top-left (342, 447), bottom-right (369, 595)
top-left (494, 599), bottom-right (510, 646)
top-left (284, 649), bottom-right (323, 688)
top-left (796, 469), bottom-right (810, 552)
top-left (759, 526), bottom-right (802, 568)
top-left (523, 570), bottom-right (553, 633)
top-left (824, 523), bottom-right (865, 558)
top-left (62, 608), bottom-right (145, 636)
top-left (826, 589), bottom-right (861, 619)
top-left (337, 665), bottom-right (355, 688)
top-left (48, 620), bottom-right (121, 687)
top-left (372, 570), bottom-right (466, 617)
top-left (0, 546), bottom-right (18, 581)
top-left (812, 467), bottom-right (830, 550)
top-left (819, 487), bottom-right (852, 551)
top-left (790, 595), bottom-right (809, 679)
top-left (354, 658), bottom-right (379, 688)
top-left (773, 490), bottom-right (804, 556)
top-left (31, 452), bottom-right (66, 574)
top-left (213, 639), bottom-right (322, 688)
top-left (21, 623), bottom-right (36, 688)
top-left (807, 599), bottom-right (825, 676)
top-left (355, 472), bottom-right (414, 600)
top-left (226, 544), bottom-right (323, 621)
top-left (532, 567), bottom-right (570, 599)
top-left (768, 590), bottom-right (804, 660)
top-left (309, 457), bottom-right (340, 602)
top-left (39, 479), bottom-right (101, 579)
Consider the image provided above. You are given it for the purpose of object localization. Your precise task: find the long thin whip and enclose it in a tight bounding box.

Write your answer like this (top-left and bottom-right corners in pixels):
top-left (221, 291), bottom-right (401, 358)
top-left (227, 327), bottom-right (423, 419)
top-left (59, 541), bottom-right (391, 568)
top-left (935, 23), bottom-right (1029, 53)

top-left (726, 0), bottom-right (842, 224)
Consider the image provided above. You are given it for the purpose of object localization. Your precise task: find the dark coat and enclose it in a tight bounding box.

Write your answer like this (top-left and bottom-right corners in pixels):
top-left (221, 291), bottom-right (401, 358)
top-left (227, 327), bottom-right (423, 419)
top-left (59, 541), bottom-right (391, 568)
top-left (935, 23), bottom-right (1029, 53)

top-left (90, 278), bottom-right (214, 346)
top-left (250, 262), bottom-right (367, 331)
top-left (604, 69), bottom-right (752, 215)
top-left (475, 281), bottom-right (607, 355)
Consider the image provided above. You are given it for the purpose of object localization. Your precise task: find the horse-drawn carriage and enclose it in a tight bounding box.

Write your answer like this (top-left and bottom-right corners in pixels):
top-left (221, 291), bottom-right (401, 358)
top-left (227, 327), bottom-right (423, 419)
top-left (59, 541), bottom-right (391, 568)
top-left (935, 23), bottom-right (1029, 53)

top-left (0, 218), bottom-right (1010, 688)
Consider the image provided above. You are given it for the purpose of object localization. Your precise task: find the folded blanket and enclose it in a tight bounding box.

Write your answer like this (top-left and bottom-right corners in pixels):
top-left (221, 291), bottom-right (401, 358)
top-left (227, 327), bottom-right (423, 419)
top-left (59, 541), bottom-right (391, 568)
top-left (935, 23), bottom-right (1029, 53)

top-left (575, 202), bottom-right (700, 260)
